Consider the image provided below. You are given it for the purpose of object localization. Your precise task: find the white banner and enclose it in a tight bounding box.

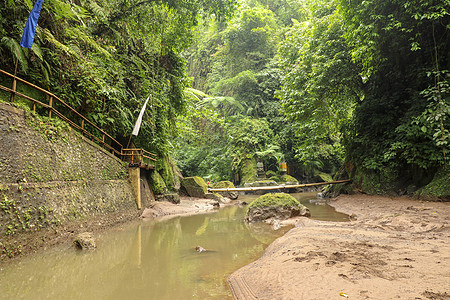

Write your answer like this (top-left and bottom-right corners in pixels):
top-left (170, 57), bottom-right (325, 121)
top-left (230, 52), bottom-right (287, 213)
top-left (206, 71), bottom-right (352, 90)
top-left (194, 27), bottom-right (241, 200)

top-left (132, 95), bottom-right (150, 136)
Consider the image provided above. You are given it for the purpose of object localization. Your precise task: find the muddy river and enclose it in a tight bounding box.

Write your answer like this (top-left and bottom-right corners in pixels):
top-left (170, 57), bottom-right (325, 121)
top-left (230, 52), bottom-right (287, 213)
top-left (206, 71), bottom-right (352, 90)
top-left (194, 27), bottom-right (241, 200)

top-left (0, 192), bottom-right (348, 299)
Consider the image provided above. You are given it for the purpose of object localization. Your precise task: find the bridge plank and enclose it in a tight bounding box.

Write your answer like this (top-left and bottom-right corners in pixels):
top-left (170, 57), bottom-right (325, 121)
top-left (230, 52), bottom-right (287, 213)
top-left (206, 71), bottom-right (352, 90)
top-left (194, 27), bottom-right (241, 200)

top-left (208, 180), bottom-right (351, 192)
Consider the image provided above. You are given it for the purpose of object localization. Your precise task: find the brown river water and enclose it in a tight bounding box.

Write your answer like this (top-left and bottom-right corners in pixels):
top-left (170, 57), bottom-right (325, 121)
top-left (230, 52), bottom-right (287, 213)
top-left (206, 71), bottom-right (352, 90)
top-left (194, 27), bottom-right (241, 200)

top-left (0, 192), bottom-right (348, 299)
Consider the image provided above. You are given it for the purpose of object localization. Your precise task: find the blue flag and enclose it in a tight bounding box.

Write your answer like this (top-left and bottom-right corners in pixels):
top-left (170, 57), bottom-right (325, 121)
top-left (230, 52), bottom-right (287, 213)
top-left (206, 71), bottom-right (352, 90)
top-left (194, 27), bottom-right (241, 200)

top-left (20, 0), bottom-right (44, 49)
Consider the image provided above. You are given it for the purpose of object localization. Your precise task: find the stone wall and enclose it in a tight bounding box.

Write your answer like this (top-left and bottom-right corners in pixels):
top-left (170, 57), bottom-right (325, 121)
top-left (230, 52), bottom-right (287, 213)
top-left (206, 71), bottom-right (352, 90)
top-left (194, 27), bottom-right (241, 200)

top-left (0, 102), bottom-right (138, 258)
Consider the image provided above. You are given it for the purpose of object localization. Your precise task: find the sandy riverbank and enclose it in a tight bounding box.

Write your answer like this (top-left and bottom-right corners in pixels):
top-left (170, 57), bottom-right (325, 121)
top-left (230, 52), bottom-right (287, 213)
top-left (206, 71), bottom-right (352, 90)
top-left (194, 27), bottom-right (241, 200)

top-left (228, 194), bottom-right (450, 300)
top-left (140, 196), bottom-right (234, 220)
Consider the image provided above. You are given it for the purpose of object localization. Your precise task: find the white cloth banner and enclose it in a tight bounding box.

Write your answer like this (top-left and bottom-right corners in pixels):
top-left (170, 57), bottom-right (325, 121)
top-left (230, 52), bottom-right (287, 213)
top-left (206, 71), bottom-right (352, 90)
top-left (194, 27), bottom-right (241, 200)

top-left (132, 95), bottom-right (150, 136)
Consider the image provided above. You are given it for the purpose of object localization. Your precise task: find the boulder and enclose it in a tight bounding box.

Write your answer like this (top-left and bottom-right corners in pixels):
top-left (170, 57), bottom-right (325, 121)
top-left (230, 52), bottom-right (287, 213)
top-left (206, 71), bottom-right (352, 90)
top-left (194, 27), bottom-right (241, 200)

top-left (246, 193), bottom-right (310, 222)
top-left (196, 246), bottom-right (207, 253)
top-left (211, 181), bottom-right (239, 200)
top-left (156, 193), bottom-right (180, 204)
top-left (279, 174), bottom-right (299, 184)
top-left (150, 171), bottom-right (168, 195)
top-left (73, 232), bottom-right (96, 250)
top-left (205, 192), bottom-right (232, 204)
top-left (181, 176), bottom-right (208, 198)
top-left (244, 180), bottom-right (278, 187)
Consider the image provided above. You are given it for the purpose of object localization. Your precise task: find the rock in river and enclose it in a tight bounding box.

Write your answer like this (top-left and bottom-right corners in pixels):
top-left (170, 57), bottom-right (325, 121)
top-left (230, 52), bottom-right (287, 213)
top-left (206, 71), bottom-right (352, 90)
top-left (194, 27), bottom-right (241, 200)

top-left (246, 193), bottom-right (310, 222)
top-left (73, 232), bottom-right (96, 250)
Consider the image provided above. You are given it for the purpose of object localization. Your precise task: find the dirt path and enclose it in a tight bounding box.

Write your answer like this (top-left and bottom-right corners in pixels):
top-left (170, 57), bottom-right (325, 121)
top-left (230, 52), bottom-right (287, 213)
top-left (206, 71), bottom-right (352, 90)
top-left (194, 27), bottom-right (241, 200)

top-left (228, 195), bottom-right (450, 300)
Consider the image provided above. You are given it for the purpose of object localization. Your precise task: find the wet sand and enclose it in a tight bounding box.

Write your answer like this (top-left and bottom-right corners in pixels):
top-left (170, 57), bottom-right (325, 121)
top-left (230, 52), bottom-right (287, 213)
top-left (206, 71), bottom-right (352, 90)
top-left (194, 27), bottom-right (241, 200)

top-left (228, 194), bottom-right (450, 300)
top-left (139, 196), bottom-right (234, 221)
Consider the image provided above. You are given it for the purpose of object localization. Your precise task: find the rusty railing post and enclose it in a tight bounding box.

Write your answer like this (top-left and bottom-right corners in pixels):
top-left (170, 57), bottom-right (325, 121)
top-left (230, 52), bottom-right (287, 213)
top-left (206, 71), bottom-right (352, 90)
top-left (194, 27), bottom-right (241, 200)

top-left (10, 77), bottom-right (16, 102)
top-left (48, 96), bottom-right (53, 118)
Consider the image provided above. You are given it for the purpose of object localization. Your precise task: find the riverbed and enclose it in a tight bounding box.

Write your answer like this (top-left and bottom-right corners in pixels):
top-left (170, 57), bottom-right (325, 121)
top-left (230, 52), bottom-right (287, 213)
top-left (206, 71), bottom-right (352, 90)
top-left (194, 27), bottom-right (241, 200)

top-left (229, 194), bottom-right (450, 299)
top-left (0, 192), bottom-right (345, 299)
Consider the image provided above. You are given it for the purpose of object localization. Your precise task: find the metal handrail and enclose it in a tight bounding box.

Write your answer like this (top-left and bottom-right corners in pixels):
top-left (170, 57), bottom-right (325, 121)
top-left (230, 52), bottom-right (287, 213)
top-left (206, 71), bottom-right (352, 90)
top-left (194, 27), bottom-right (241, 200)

top-left (0, 69), bottom-right (157, 167)
top-left (121, 148), bottom-right (157, 168)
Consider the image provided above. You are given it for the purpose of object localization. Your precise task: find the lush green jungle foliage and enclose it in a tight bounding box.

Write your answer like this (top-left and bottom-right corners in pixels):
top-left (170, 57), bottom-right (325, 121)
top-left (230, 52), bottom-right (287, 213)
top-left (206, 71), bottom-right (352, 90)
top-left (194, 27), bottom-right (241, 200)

top-left (0, 0), bottom-right (448, 195)
top-left (0, 0), bottom-right (236, 158)
top-left (0, 0), bottom-right (236, 188)
top-left (177, 0), bottom-right (449, 194)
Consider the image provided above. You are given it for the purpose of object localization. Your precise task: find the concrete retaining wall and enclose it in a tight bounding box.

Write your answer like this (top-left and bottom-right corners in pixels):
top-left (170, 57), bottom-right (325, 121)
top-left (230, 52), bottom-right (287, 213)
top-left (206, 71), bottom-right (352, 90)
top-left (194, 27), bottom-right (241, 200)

top-left (0, 102), bottom-right (139, 257)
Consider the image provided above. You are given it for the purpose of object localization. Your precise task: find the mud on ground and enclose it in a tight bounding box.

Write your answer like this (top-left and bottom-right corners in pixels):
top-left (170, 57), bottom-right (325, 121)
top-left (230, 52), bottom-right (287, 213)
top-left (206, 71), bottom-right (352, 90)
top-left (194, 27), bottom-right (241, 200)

top-left (228, 195), bottom-right (449, 300)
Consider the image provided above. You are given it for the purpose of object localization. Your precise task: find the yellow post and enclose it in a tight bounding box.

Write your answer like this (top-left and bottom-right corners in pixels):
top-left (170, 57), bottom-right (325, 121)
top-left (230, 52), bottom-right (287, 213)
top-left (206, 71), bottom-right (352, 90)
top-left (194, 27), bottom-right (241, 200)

top-left (10, 78), bottom-right (16, 102)
top-left (48, 96), bottom-right (53, 118)
top-left (129, 167), bottom-right (141, 209)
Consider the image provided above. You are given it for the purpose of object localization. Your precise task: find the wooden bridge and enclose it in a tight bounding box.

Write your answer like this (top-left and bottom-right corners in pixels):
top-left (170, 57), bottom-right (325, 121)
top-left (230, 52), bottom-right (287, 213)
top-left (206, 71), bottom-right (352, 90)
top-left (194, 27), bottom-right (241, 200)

top-left (208, 179), bottom-right (352, 192)
top-left (0, 69), bottom-right (156, 169)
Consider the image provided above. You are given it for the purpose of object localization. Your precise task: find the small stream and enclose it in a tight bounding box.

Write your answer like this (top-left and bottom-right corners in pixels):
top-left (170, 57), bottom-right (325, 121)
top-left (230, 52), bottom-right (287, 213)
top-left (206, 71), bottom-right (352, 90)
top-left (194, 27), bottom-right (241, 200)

top-left (0, 192), bottom-right (348, 299)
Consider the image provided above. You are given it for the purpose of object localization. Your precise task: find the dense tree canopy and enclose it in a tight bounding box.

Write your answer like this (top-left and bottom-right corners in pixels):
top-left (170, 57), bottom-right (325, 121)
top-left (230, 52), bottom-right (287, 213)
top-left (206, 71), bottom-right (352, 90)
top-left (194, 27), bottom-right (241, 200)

top-left (0, 0), bottom-right (448, 195)
top-left (0, 0), bottom-right (236, 155)
top-left (177, 0), bottom-right (448, 194)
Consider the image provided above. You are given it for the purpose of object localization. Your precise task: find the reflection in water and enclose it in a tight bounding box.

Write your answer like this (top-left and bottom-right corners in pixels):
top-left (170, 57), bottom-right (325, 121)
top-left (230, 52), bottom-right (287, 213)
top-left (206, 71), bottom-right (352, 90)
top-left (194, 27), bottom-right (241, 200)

top-left (0, 205), bottom-right (290, 300)
top-left (294, 192), bottom-right (350, 222)
top-left (0, 192), bottom-right (347, 299)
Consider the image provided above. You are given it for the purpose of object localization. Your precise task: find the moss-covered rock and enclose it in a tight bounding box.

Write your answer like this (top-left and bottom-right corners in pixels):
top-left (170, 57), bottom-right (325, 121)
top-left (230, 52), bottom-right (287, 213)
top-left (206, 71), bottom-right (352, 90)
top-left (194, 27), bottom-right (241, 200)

top-left (279, 174), bottom-right (299, 184)
top-left (155, 193), bottom-right (180, 204)
top-left (205, 192), bottom-right (229, 203)
top-left (248, 193), bottom-right (299, 209)
top-left (181, 176), bottom-right (208, 198)
top-left (157, 155), bottom-right (179, 192)
top-left (73, 232), bottom-right (96, 250)
top-left (269, 175), bottom-right (280, 182)
top-left (246, 193), bottom-right (310, 222)
top-left (415, 169), bottom-right (450, 201)
top-left (149, 171), bottom-right (168, 195)
top-left (211, 181), bottom-right (234, 189)
top-left (244, 180), bottom-right (278, 187)
top-left (265, 170), bottom-right (277, 178)
top-left (172, 163), bottom-right (183, 191)
top-left (211, 181), bottom-right (239, 200)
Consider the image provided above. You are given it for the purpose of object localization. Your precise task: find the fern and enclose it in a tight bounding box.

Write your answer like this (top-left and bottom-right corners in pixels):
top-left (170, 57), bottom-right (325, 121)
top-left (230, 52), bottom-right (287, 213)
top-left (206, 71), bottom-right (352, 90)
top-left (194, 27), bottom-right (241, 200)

top-left (22, 0), bottom-right (33, 10)
top-left (30, 43), bottom-right (44, 61)
top-left (42, 28), bottom-right (77, 57)
top-left (199, 96), bottom-right (245, 114)
top-left (184, 87), bottom-right (209, 102)
top-left (65, 27), bottom-right (111, 58)
top-left (88, 2), bottom-right (107, 22)
top-left (0, 36), bottom-right (28, 72)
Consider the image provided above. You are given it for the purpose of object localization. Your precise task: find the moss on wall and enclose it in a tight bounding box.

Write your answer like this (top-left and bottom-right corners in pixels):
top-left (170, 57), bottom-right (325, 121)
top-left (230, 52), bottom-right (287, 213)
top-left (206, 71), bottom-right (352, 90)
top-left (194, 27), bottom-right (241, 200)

top-left (149, 171), bottom-right (168, 195)
top-left (415, 168), bottom-right (450, 200)
top-left (0, 103), bottom-right (137, 260)
top-left (241, 157), bottom-right (257, 184)
top-left (0, 102), bottom-right (128, 184)
top-left (156, 154), bottom-right (181, 192)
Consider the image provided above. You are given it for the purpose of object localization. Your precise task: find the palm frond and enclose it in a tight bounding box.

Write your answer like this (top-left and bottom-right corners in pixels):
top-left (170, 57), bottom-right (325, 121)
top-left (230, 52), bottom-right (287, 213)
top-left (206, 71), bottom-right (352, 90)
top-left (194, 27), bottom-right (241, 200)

top-left (65, 27), bottom-right (111, 58)
top-left (42, 28), bottom-right (77, 57)
top-left (184, 87), bottom-right (209, 102)
top-left (31, 43), bottom-right (44, 61)
top-left (0, 37), bottom-right (28, 72)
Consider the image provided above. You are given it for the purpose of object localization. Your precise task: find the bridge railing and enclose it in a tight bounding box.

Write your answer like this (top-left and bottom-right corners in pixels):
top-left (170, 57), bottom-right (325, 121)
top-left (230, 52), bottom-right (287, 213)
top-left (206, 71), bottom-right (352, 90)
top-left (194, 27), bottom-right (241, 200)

top-left (0, 69), bottom-right (156, 168)
top-left (122, 148), bottom-right (157, 169)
